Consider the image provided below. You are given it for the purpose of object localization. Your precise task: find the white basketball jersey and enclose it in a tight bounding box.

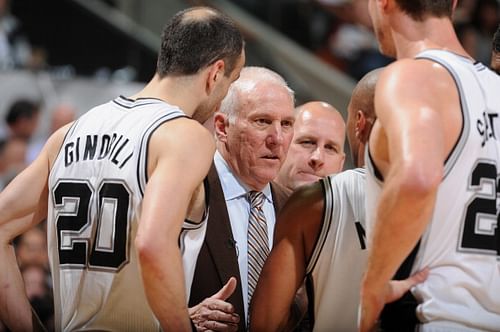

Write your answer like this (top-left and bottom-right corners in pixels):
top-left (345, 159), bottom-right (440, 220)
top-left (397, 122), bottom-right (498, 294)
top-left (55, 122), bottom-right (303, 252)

top-left (47, 96), bottom-right (207, 331)
top-left (366, 50), bottom-right (500, 331)
top-left (306, 168), bottom-right (367, 332)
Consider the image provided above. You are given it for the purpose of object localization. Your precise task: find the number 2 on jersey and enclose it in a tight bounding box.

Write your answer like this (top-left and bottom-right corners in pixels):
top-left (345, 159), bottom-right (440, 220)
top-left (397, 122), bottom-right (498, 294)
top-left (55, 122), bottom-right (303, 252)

top-left (52, 180), bottom-right (131, 271)
top-left (459, 161), bottom-right (499, 256)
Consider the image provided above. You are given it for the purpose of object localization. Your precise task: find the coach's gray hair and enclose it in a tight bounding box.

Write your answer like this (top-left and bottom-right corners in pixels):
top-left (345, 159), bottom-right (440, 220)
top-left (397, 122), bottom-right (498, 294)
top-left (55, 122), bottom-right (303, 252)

top-left (218, 66), bottom-right (295, 123)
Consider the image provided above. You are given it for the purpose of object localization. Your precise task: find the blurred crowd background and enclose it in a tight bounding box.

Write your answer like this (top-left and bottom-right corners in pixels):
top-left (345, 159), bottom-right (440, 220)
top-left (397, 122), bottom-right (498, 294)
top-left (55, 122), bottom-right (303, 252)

top-left (0, 0), bottom-right (498, 330)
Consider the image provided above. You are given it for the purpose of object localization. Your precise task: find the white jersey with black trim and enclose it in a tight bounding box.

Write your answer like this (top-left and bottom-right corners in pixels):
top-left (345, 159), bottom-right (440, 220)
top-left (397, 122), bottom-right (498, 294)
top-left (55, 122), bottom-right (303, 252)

top-left (366, 50), bottom-right (500, 331)
top-left (47, 96), bottom-right (207, 331)
top-left (306, 168), bottom-right (366, 332)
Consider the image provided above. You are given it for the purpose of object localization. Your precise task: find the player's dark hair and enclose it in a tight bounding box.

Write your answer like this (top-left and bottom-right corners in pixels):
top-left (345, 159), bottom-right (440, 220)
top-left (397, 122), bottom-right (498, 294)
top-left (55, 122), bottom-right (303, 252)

top-left (395, 0), bottom-right (453, 21)
top-left (5, 99), bottom-right (40, 125)
top-left (156, 7), bottom-right (243, 77)
top-left (493, 24), bottom-right (500, 53)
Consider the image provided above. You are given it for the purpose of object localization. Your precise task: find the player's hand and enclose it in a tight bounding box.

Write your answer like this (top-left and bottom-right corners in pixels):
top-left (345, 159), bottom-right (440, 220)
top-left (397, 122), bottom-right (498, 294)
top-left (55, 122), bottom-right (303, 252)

top-left (189, 277), bottom-right (240, 332)
top-left (359, 268), bottom-right (429, 332)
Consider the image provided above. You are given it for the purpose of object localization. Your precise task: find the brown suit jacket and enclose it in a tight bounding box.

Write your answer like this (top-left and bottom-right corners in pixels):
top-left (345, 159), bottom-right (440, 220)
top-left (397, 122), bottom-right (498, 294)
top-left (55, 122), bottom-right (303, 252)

top-left (189, 164), bottom-right (290, 332)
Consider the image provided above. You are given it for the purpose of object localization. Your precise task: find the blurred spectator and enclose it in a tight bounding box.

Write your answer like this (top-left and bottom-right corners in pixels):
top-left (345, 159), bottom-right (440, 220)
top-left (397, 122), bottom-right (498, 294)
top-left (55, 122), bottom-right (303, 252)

top-left (315, 0), bottom-right (392, 79)
top-left (470, 0), bottom-right (500, 64)
top-left (15, 226), bottom-right (49, 270)
top-left (0, 137), bottom-right (28, 188)
top-left (48, 103), bottom-right (76, 133)
top-left (5, 98), bottom-right (40, 141)
top-left (453, 0), bottom-right (477, 24)
top-left (21, 264), bottom-right (54, 331)
top-left (0, 0), bottom-right (32, 70)
top-left (27, 103), bottom-right (77, 162)
top-left (491, 24), bottom-right (500, 73)
top-left (456, 22), bottom-right (478, 58)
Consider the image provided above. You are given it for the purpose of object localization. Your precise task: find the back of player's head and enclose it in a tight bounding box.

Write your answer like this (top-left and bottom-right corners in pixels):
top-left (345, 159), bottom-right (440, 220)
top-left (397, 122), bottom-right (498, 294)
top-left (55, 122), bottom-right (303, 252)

top-left (349, 68), bottom-right (382, 121)
top-left (493, 24), bottom-right (500, 54)
top-left (395, 0), bottom-right (453, 21)
top-left (156, 7), bottom-right (243, 78)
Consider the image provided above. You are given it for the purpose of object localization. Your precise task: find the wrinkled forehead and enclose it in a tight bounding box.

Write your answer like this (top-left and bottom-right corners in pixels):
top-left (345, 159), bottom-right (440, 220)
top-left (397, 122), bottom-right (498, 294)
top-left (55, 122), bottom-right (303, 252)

top-left (238, 83), bottom-right (294, 117)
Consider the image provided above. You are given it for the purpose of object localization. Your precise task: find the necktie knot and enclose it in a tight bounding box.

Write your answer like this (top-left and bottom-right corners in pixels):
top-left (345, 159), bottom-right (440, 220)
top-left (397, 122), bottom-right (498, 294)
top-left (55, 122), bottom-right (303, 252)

top-left (248, 191), bottom-right (265, 210)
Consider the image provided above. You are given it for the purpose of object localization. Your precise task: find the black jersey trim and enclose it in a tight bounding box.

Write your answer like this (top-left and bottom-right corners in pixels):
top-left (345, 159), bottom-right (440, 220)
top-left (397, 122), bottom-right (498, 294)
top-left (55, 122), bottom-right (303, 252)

top-left (366, 145), bottom-right (384, 182)
top-left (136, 113), bottom-right (187, 197)
top-left (113, 100), bottom-right (160, 109)
top-left (415, 52), bottom-right (467, 179)
top-left (305, 274), bottom-right (316, 329)
top-left (184, 177), bottom-right (210, 226)
top-left (306, 178), bottom-right (333, 274)
top-left (119, 95), bottom-right (167, 103)
top-left (379, 241), bottom-right (421, 331)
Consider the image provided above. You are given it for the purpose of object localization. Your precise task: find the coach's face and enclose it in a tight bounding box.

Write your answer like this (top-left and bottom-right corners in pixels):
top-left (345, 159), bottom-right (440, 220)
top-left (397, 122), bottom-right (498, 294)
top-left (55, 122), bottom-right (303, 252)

top-left (222, 81), bottom-right (294, 190)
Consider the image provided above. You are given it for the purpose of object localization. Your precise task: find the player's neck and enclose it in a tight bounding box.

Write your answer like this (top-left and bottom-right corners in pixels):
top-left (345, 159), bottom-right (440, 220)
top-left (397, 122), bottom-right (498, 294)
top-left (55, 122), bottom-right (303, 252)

top-left (130, 74), bottom-right (201, 117)
top-left (392, 15), bottom-right (470, 60)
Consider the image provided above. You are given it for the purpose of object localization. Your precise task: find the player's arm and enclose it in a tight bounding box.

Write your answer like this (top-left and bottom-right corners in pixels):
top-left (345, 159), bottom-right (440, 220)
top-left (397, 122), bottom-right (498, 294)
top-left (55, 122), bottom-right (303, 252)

top-left (250, 182), bottom-right (324, 332)
top-left (0, 125), bottom-right (69, 331)
top-left (136, 118), bottom-right (215, 332)
top-left (359, 61), bottom-right (455, 331)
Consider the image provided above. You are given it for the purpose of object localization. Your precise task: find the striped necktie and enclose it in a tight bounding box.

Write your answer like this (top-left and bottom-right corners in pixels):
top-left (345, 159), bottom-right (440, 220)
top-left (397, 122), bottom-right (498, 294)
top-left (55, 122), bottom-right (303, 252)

top-left (247, 191), bottom-right (269, 322)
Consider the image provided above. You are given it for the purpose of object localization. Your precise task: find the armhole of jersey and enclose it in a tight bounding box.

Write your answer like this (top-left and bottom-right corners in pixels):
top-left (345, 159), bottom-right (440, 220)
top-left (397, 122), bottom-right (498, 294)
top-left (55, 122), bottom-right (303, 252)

top-left (415, 55), bottom-right (468, 179)
top-left (306, 177), bottom-right (334, 275)
top-left (305, 273), bottom-right (316, 328)
top-left (365, 144), bottom-right (384, 183)
top-left (136, 113), bottom-right (187, 197)
top-left (183, 177), bottom-right (210, 229)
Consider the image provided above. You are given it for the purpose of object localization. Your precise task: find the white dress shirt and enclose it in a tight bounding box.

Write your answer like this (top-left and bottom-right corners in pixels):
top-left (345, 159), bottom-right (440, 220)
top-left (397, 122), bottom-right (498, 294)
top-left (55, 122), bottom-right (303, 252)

top-left (213, 150), bottom-right (276, 322)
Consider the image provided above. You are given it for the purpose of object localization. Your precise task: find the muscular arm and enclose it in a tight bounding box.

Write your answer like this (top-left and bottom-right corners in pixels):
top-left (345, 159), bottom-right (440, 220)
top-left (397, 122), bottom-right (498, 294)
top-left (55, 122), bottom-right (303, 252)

top-left (0, 126), bottom-right (68, 331)
top-left (136, 119), bottom-right (215, 332)
top-left (250, 182), bottom-right (324, 332)
top-left (360, 61), bottom-right (461, 331)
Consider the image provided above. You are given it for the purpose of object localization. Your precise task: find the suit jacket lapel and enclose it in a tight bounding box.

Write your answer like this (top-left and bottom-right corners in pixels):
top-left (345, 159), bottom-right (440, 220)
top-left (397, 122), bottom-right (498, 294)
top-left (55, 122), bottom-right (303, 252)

top-left (205, 165), bottom-right (245, 317)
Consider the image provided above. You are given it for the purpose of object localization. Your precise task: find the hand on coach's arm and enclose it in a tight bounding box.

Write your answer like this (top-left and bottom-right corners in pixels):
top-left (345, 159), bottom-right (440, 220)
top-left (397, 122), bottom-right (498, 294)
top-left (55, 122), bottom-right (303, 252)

top-left (189, 277), bottom-right (240, 332)
top-left (359, 268), bottom-right (429, 332)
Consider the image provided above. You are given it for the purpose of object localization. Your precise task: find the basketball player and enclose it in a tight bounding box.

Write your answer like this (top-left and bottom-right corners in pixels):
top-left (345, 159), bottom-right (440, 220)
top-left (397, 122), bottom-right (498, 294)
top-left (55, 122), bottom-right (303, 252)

top-left (0, 7), bottom-right (244, 332)
top-left (360, 1), bottom-right (500, 331)
top-left (250, 69), bottom-right (427, 331)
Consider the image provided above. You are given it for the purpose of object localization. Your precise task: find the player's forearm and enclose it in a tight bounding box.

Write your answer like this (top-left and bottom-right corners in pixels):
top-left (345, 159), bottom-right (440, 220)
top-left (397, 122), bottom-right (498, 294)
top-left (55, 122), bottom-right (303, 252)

top-left (251, 243), bottom-right (304, 331)
top-left (0, 243), bottom-right (33, 331)
top-left (363, 169), bottom-right (439, 290)
top-left (137, 240), bottom-right (191, 332)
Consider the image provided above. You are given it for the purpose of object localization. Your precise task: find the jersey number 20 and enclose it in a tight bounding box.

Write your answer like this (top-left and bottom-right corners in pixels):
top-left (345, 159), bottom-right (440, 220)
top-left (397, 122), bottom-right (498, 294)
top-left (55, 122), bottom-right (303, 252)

top-left (460, 161), bottom-right (499, 256)
top-left (52, 180), bottom-right (131, 271)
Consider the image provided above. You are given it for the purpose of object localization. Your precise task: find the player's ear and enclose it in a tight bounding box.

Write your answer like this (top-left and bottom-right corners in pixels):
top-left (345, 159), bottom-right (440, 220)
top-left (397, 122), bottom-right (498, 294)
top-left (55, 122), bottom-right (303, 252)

top-left (214, 112), bottom-right (229, 142)
top-left (339, 152), bottom-right (346, 171)
top-left (355, 110), bottom-right (366, 140)
top-left (206, 60), bottom-right (226, 96)
top-left (379, 0), bottom-right (390, 12)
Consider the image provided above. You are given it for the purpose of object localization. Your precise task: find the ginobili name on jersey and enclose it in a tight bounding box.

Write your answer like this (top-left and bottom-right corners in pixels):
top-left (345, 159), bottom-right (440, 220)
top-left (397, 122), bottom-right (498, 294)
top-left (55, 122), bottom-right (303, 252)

top-left (64, 133), bottom-right (133, 169)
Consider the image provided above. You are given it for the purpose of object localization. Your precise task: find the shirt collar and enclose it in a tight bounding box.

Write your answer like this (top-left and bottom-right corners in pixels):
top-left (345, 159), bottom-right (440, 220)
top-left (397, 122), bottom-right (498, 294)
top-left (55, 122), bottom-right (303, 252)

top-left (214, 150), bottom-right (273, 203)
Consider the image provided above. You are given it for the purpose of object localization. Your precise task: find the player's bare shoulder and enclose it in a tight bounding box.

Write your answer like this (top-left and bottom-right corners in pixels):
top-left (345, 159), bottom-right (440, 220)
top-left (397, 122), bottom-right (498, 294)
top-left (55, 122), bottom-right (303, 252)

top-left (46, 122), bottom-right (75, 169)
top-left (147, 117), bottom-right (215, 175)
top-left (276, 182), bottom-right (324, 252)
top-left (376, 58), bottom-right (460, 125)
